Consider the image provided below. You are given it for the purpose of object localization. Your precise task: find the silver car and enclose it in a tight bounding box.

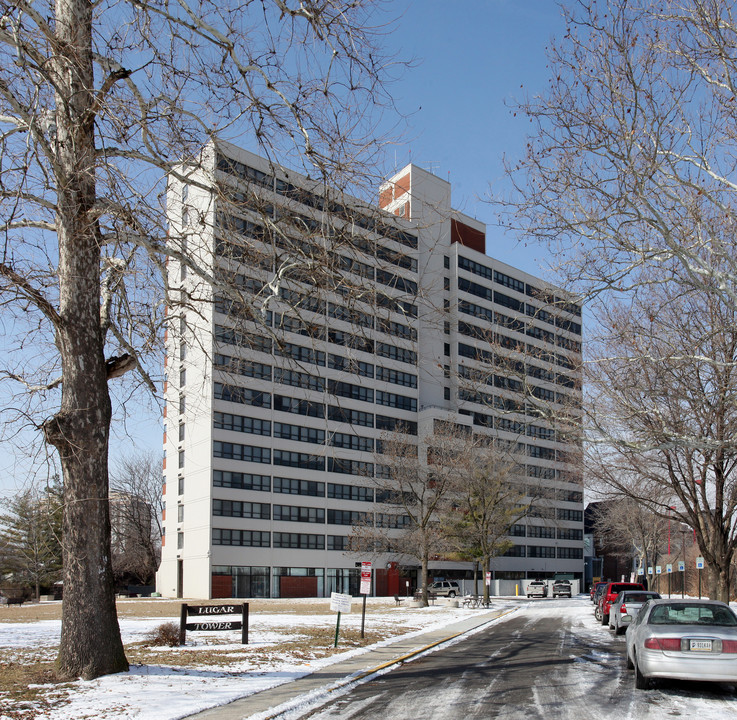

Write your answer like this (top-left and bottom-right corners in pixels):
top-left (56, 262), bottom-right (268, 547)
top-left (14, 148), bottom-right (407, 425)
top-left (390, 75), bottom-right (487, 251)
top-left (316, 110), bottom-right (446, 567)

top-left (609, 590), bottom-right (661, 634)
top-left (626, 598), bottom-right (737, 689)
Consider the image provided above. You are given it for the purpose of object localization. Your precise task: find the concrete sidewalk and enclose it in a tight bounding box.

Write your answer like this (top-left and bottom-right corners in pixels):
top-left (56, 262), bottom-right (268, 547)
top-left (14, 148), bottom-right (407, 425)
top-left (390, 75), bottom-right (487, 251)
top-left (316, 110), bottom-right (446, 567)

top-left (185, 605), bottom-right (518, 720)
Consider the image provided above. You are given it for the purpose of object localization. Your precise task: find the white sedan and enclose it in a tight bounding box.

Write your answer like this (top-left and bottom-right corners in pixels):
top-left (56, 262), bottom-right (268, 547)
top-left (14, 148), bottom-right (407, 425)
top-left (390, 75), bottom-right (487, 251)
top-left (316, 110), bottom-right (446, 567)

top-left (626, 598), bottom-right (737, 689)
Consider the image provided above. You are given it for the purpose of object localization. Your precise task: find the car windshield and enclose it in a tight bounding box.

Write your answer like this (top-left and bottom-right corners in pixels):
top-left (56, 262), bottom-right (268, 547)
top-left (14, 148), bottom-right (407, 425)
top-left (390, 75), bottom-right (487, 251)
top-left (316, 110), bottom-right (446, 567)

top-left (623, 593), bottom-right (658, 603)
top-left (649, 603), bottom-right (737, 626)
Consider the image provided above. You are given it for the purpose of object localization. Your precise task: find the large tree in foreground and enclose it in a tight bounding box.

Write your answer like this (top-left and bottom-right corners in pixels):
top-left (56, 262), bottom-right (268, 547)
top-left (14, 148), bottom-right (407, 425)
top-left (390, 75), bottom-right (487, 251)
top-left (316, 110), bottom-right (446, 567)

top-left (0, 0), bottom-right (396, 679)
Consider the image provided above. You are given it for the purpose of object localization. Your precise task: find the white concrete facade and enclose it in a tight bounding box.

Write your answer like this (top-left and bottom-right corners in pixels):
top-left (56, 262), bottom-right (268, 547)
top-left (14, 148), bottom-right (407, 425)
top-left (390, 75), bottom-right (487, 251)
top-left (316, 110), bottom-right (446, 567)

top-left (156, 142), bottom-right (584, 599)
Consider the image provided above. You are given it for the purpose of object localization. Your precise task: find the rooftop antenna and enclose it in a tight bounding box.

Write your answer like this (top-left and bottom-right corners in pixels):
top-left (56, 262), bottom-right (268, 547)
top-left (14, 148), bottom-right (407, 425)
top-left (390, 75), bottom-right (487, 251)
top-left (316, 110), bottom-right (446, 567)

top-left (423, 161), bottom-right (440, 176)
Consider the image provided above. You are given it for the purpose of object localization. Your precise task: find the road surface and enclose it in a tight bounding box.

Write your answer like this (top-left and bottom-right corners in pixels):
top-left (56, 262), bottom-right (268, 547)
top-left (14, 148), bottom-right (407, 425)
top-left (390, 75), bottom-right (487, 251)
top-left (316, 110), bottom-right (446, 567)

top-left (298, 598), bottom-right (737, 720)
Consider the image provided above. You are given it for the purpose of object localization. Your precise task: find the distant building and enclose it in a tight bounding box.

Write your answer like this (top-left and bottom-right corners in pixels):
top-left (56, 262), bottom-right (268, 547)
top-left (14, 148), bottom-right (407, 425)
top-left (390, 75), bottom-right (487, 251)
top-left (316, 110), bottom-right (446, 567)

top-left (157, 141), bottom-right (584, 599)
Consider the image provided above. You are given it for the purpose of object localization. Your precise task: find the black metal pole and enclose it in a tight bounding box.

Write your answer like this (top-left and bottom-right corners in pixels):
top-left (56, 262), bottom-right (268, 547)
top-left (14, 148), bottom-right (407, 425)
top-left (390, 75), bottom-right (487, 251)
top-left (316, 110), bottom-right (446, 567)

top-left (241, 603), bottom-right (249, 645)
top-left (361, 594), bottom-right (367, 639)
top-left (179, 603), bottom-right (188, 646)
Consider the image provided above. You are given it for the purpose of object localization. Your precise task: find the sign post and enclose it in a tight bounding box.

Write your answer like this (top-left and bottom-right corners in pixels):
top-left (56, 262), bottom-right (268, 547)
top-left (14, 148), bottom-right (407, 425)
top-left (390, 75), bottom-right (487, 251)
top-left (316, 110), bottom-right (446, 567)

top-left (678, 560), bottom-right (685, 598)
top-left (696, 557), bottom-right (705, 598)
top-left (360, 562), bottom-right (372, 639)
top-left (330, 592), bottom-right (352, 648)
top-left (666, 564), bottom-right (673, 596)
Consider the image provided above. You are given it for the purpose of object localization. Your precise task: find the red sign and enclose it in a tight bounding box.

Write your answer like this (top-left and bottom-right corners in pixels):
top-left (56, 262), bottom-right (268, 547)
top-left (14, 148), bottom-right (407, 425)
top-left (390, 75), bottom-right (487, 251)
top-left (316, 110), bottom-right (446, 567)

top-left (360, 561), bottom-right (372, 594)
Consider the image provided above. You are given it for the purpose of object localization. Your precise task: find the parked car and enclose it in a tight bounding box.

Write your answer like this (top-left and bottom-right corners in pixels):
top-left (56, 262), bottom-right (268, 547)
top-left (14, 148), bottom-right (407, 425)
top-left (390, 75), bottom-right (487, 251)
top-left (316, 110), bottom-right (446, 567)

top-left (552, 580), bottom-right (572, 598)
top-left (526, 580), bottom-right (548, 598)
top-left (591, 581), bottom-right (608, 606)
top-left (598, 581), bottom-right (646, 625)
top-left (609, 590), bottom-right (661, 634)
top-left (625, 598), bottom-right (737, 689)
top-left (429, 580), bottom-right (460, 597)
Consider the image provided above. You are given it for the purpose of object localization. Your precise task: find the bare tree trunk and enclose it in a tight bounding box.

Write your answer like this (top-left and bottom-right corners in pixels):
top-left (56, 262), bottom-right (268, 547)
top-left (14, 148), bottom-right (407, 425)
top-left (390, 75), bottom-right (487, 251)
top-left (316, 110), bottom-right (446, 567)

top-left (41, 0), bottom-right (127, 680)
top-left (419, 544), bottom-right (429, 606)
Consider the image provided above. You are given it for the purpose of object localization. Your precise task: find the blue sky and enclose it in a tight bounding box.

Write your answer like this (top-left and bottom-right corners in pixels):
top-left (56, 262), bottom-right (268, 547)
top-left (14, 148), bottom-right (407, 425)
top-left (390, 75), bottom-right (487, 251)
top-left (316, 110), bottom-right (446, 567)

top-left (382, 0), bottom-right (564, 274)
top-left (0, 0), bottom-right (566, 495)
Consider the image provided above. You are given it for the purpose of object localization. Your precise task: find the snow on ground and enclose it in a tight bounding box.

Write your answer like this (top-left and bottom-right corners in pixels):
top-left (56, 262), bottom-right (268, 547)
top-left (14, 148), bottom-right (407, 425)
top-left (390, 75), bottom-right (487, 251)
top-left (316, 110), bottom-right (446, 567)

top-left (0, 599), bottom-right (501, 720)
top-left (4, 597), bottom-right (737, 720)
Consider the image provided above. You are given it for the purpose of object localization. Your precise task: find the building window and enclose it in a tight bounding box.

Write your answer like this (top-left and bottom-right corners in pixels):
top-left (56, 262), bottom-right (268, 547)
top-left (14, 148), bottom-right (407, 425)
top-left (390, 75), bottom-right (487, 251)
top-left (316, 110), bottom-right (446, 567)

top-left (444, 343), bottom-right (450, 357)
top-left (273, 477), bottom-right (325, 497)
top-left (273, 505), bottom-right (325, 523)
top-left (178, 476), bottom-right (184, 495)
top-left (178, 424), bottom-right (185, 442)
top-left (503, 545), bottom-right (526, 557)
top-left (214, 412), bottom-right (271, 436)
top-left (444, 277), bottom-right (450, 290)
top-left (177, 532), bottom-right (184, 550)
top-left (273, 450), bottom-right (325, 471)
top-left (179, 395), bottom-right (185, 414)
top-left (329, 433), bottom-right (374, 452)
top-left (557, 509), bottom-right (583, 522)
top-left (328, 405), bottom-right (374, 427)
top-left (327, 509), bottom-right (371, 526)
top-left (178, 450), bottom-right (185, 469)
top-left (558, 528), bottom-right (583, 541)
top-left (179, 368), bottom-right (186, 387)
top-left (557, 547), bottom-right (583, 559)
top-left (273, 422), bottom-right (324, 445)
top-left (509, 524), bottom-right (526, 537)
top-left (327, 535), bottom-right (350, 551)
top-left (213, 471), bottom-right (271, 492)
top-left (527, 525), bottom-right (555, 539)
top-left (327, 457), bottom-right (374, 477)
top-left (376, 367), bottom-right (417, 388)
top-left (444, 387), bottom-right (450, 400)
top-left (272, 532), bottom-right (325, 549)
top-left (444, 256), bottom-right (450, 269)
top-left (327, 483), bottom-right (374, 502)
top-left (177, 504), bottom-right (184, 523)
top-left (213, 442), bottom-right (271, 464)
top-left (213, 499), bottom-right (270, 519)
top-left (213, 529), bottom-right (270, 547)
top-left (527, 545), bottom-right (556, 559)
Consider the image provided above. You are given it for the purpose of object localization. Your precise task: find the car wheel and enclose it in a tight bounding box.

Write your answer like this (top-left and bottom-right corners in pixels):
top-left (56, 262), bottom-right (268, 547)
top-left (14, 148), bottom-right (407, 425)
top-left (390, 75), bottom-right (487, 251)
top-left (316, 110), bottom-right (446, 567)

top-left (594, 607), bottom-right (601, 621)
top-left (634, 658), bottom-right (651, 690)
top-left (626, 650), bottom-right (634, 670)
top-left (601, 613), bottom-right (609, 626)
top-left (449, 591), bottom-right (456, 597)
top-left (615, 623), bottom-right (625, 636)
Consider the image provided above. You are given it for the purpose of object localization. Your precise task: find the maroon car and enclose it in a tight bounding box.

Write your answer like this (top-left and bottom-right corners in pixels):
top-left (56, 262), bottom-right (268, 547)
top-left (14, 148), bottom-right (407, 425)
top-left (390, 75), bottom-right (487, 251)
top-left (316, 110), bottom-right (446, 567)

top-left (598, 581), bottom-right (646, 625)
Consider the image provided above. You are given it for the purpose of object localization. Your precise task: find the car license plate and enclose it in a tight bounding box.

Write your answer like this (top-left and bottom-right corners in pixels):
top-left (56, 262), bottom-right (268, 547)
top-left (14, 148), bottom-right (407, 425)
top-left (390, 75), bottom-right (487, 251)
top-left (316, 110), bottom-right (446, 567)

top-left (690, 640), bottom-right (712, 652)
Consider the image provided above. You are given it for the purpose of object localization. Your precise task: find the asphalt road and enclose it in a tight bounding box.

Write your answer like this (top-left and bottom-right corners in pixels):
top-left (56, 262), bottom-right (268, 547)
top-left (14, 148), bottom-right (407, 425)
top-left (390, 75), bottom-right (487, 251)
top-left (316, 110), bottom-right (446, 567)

top-left (298, 598), bottom-right (737, 720)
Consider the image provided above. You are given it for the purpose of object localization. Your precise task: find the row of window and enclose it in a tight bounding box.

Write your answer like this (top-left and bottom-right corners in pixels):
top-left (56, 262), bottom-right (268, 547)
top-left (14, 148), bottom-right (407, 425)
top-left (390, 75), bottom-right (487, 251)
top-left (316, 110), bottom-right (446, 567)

top-left (503, 545), bottom-right (583, 559)
top-left (213, 442), bottom-right (378, 476)
top-left (509, 525), bottom-right (584, 541)
top-left (457, 279), bottom-right (582, 351)
top-left (213, 471), bottom-right (412, 506)
top-left (213, 528), bottom-right (363, 550)
top-left (457, 256), bottom-right (581, 318)
top-left (215, 382), bottom-right (418, 432)
top-left (216, 152), bottom-right (418, 250)
top-left (215, 351), bottom-right (419, 393)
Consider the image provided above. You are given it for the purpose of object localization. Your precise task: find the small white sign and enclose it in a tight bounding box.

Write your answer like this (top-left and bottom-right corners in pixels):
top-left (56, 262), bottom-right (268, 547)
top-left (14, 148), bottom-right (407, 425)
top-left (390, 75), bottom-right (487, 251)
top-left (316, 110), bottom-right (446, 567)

top-left (637, 567), bottom-right (644, 575)
top-left (678, 561), bottom-right (685, 572)
top-left (485, 571), bottom-right (492, 586)
top-left (656, 565), bottom-right (662, 575)
top-left (648, 566), bottom-right (653, 575)
top-left (666, 564), bottom-right (673, 574)
top-left (696, 557), bottom-right (705, 569)
top-left (330, 592), bottom-right (352, 613)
